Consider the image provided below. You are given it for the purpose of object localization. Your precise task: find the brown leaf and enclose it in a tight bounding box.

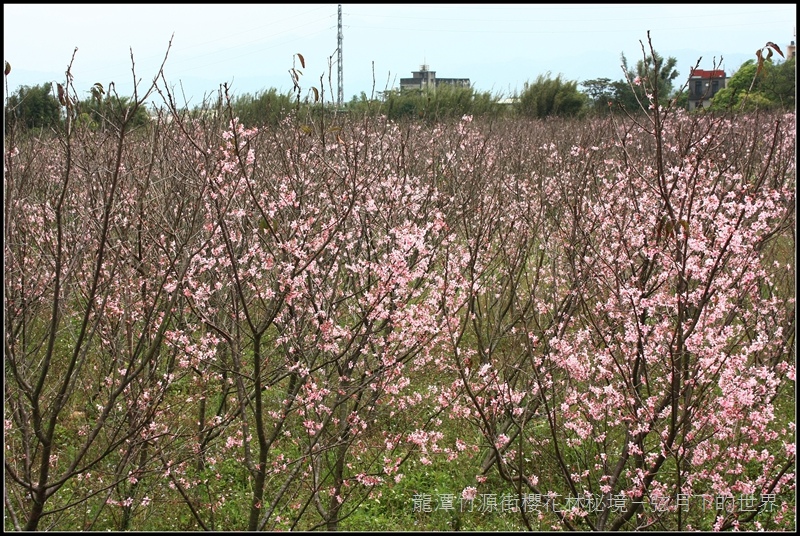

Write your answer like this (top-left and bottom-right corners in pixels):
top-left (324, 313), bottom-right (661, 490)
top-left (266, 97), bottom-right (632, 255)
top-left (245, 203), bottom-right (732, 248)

top-left (755, 49), bottom-right (764, 78)
top-left (766, 41), bottom-right (785, 58)
top-left (57, 83), bottom-right (66, 106)
top-left (4, 61), bottom-right (10, 76)
top-left (297, 53), bottom-right (305, 69)
top-left (655, 216), bottom-right (677, 243)
top-left (91, 82), bottom-right (104, 102)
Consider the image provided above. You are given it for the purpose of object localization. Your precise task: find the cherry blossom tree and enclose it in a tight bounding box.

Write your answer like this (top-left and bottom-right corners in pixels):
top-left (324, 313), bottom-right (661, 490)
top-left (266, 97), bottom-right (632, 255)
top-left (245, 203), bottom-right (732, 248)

top-left (147, 93), bottom-right (472, 530)
top-left (439, 38), bottom-right (795, 531)
top-left (3, 46), bottom-right (212, 530)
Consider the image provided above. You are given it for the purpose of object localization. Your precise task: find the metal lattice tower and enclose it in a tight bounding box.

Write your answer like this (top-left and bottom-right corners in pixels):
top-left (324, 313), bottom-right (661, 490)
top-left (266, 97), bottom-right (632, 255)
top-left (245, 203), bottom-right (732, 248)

top-left (337, 4), bottom-right (343, 107)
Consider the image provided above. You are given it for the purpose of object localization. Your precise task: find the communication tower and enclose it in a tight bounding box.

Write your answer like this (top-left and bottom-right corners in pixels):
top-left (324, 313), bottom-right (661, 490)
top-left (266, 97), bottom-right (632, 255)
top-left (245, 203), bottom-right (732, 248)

top-left (337, 4), bottom-right (344, 106)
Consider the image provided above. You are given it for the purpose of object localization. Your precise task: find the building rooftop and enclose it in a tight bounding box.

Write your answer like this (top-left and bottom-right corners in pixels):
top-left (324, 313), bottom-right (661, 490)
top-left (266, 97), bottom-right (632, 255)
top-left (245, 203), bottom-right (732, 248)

top-left (689, 69), bottom-right (726, 78)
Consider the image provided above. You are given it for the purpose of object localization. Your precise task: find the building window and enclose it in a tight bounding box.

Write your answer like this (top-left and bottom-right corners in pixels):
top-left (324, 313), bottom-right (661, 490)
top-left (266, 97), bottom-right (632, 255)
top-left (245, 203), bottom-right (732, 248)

top-left (694, 80), bottom-right (703, 97)
top-left (711, 80), bottom-right (719, 95)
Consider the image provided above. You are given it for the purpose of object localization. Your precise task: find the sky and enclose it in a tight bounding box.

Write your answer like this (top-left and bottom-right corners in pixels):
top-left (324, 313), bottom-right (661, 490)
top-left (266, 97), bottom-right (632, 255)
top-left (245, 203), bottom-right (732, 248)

top-left (3, 3), bottom-right (797, 108)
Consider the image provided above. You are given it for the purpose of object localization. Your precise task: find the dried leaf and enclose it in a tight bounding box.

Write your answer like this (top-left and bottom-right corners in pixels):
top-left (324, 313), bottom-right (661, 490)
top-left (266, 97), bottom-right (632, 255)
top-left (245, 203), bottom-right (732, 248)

top-left (655, 216), bottom-right (677, 242)
top-left (311, 86), bottom-right (319, 103)
top-left (4, 61), bottom-right (10, 76)
top-left (755, 49), bottom-right (764, 78)
top-left (766, 41), bottom-right (785, 58)
top-left (297, 53), bottom-right (305, 69)
top-left (91, 82), bottom-right (105, 101)
top-left (57, 83), bottom-right (66, 106)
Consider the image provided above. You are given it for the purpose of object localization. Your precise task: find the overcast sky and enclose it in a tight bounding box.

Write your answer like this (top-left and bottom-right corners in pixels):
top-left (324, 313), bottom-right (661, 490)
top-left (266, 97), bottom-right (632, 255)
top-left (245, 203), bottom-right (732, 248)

top-left (4, 3), bottom-right (796, 107)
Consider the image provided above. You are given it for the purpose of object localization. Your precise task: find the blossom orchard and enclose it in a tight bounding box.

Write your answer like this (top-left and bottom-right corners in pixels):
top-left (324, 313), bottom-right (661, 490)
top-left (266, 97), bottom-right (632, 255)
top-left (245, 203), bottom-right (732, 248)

top-left (432, 104), bottom-right (796, 528)
top-left (3, 68), bottom-right (795, 530)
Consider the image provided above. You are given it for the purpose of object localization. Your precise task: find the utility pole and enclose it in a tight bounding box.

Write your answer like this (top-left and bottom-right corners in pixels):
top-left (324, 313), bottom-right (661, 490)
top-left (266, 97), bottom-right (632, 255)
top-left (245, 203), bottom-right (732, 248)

top-left (337, 4), bottom-right (344, 107)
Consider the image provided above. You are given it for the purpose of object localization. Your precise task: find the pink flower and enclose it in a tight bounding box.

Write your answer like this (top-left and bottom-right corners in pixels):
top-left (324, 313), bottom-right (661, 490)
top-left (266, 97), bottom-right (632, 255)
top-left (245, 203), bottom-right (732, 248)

top-left (462, 486), bottom-right (478, 501)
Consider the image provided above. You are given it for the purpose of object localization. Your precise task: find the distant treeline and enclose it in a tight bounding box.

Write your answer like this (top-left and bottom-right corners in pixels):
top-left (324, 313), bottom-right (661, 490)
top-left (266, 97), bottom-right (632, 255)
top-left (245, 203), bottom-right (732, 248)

top-left (4, 54), bottom-right (794, 131)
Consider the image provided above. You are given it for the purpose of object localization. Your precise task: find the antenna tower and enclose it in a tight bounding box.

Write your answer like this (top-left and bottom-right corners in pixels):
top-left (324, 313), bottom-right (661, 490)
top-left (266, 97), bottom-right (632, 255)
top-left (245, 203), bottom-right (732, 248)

top-left (337, 4), bottom-right (344, 107)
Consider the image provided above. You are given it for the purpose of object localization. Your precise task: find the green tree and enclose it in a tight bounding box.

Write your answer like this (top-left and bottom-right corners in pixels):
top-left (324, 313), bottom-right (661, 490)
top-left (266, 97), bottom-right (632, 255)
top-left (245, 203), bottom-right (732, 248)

top-left (345, 91), bottom-right (382, 117)
top-left (581, 77), bottom-right (615, 115)
top-left (711, 57), bottom-right (796, 112)
top-left (77, 92), bottom-right (150, 130)
top-left (761, 56), bottom-right (796, 109)
top-left (5, 83), bottom-right (62, 130)
top-left (230, 88), bottom-right (295, 127)
top-left (381, 88), bottom-right (424, 120)
top-left (614, 51), bottom-right (680, 112)
top-left (380, 85), bottom-right (504, 122)
top-left (515, 73), bottom-right (586, 119)
top-left (708, 61), bottom-right (757, 111)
